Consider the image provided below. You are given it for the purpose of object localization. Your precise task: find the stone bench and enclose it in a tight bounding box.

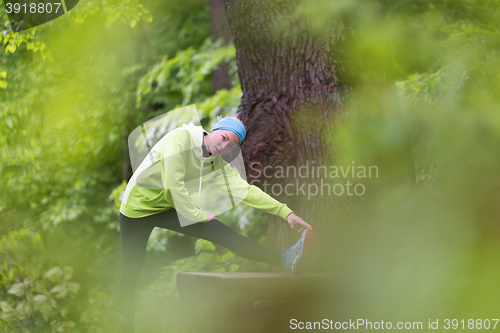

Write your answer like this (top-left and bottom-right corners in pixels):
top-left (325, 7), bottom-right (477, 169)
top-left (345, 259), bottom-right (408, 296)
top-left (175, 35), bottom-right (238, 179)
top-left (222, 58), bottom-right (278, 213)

top-left (176, 272), bottom-right (335, 333)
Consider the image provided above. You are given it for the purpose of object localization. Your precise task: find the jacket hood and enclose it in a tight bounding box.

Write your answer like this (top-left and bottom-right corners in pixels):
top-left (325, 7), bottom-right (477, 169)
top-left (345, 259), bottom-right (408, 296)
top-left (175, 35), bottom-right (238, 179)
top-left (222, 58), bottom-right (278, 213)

top-left (182, 122), bottom-right (215, 163)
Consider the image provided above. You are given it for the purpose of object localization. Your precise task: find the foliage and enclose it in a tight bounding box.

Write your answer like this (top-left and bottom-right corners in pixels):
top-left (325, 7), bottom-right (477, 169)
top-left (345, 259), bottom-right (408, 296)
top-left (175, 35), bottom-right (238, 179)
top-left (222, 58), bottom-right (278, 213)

top-left (397, 69), bottom-right (447, 106)
top-left (1, 0), bottom-right (152, 55)
top-left (198, 83), bottom-right (242, 124)
top-left (317, 0), bottom-right (500, 323)
top-left (2, 0), bottom-right (500, 331)
top-left (142, 240), bottom-right (239, 306)
top-left (1, 17), bottom-right (47, 56)
top-left (136, 37), bottom-right (238, 108)
top-left (79, 288), bottom-right (125, 333)
top-left (1, 0), bottom-right (217, 331)
top-left (0, 229), bottom-right (80, 332)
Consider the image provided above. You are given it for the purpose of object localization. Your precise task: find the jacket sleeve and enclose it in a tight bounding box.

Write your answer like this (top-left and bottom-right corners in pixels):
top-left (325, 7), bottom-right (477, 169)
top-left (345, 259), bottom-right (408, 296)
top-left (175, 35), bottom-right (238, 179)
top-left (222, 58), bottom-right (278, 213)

top-left (211, 160), bottom-right (293, 221)
top-left (160, 130), bottom-right (208, 222)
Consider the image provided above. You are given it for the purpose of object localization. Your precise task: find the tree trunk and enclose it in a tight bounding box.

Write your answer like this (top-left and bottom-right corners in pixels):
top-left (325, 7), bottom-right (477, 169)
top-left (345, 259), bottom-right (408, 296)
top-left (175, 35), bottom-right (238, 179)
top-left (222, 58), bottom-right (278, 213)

top-left (223, 0), bottom-right (416, 273)
top-left (122, 23), bottom-right (149, 182)
top-left (211, 0), bottom-right (233, 93)
top-left (223, 0), bottom-right (351, 272)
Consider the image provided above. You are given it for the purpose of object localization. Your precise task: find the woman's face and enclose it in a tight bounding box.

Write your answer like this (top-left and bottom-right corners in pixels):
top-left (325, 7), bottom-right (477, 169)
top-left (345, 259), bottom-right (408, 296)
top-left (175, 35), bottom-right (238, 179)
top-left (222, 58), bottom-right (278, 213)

top-left (206, 129), bottom-right (240, 155)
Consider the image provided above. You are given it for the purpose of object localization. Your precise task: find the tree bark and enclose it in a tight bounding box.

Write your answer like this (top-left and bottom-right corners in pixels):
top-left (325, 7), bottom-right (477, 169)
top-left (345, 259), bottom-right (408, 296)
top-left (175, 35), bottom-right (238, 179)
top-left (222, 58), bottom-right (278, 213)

top-left (223, 0), bottom-right (351, 272)
top-left (211, 0), bottom-right (233, 93)
top-left (122, 23), bottom-right (149, 181)
top-left (223, 0), bottom-right (416, 273)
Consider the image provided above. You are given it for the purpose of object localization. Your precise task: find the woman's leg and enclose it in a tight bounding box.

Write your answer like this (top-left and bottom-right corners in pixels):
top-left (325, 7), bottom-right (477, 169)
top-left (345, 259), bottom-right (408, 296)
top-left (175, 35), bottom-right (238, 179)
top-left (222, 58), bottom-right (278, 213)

top-left (116, 213), bottom-right (155, 333)
top-left (151, 209), bottom-right (283, 267)
top-left (116, 209), bottom-right (282, 332)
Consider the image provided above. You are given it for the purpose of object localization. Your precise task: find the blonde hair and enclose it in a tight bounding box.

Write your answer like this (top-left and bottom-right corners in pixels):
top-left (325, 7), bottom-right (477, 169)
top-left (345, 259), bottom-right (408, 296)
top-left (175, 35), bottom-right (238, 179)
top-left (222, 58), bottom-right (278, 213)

top-left (216, 115), bottom-right (245, 128)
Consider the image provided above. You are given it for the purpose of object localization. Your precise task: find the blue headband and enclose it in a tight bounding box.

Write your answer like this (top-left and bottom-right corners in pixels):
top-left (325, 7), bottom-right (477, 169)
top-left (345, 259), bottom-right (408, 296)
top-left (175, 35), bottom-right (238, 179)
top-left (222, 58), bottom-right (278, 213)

top-left (210, 118), bottom-right (246, 146)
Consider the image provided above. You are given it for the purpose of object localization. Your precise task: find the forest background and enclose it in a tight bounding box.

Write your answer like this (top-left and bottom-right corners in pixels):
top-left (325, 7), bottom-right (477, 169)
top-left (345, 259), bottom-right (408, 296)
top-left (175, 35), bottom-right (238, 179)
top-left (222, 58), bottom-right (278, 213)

top-left (1, 0), bottom-right (499, 332)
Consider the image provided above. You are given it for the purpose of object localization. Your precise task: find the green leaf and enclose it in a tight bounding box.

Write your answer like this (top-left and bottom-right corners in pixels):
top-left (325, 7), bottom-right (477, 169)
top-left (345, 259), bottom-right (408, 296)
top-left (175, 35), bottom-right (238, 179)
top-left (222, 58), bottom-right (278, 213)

top-left (6, 44), bottom-right (16, 53)
top-left (0, 80), bottom-right (7, 89)
top-left (23, 301), bottom-right (33, 316)
top-left (46, 295), bottom-right (56, 308)
top-left (67, 282), bottom-right (80, 295)
top-left (49, 284), bottom-right (68, 298)
top-left (15, 301), bottom-right (27, 319)
top-left (35, 282), bottom-right (48, 293)
top-left (195, 251), bottom-right (212, 263)
top-left (62, 266), bottom-right (74, 281)
top-left (208, 254), bottom-right (221, 264)
top-left (195, 239), bottom-right (216, 253)
top-left (0, 301), bottom-right (15, 313)
top-left (221, 251), bottom-right (234, 262)
top-left (143, 12), bottom-right (153, 22)
top-left (28, 266), bottom-right (41, 281)
top-left (33, 294), bottom-right (47, 304)
top-left (44, 266), bottom-right (63, 282)
top-left (7, 282), bottom-right (25, 296)
top-left (0, 71), bottom-right (6, 79)
top-left (228, 264), bottom-right (239, 272)
top-left (0, 312), bottom-right (14, 322)
top-left (38, 302), bottom-right (52, 321)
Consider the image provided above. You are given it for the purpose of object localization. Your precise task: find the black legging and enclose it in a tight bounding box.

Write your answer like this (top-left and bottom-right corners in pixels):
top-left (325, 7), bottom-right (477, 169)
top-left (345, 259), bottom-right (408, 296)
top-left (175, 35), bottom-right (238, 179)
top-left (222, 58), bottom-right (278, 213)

top-left (116, 209), bottom-right (283, 333)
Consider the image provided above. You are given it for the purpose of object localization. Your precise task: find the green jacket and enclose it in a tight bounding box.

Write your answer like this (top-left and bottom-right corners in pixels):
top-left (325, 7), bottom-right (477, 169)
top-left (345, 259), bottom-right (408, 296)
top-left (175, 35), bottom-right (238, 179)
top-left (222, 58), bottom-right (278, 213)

top-left (120, 123), bottom-right (293, 223)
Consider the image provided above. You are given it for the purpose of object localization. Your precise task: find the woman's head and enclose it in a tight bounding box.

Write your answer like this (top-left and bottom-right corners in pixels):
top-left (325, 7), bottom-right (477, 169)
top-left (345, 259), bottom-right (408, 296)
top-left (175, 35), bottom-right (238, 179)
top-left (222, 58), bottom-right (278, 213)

top-left (205, 116), bottom-right (246, 155)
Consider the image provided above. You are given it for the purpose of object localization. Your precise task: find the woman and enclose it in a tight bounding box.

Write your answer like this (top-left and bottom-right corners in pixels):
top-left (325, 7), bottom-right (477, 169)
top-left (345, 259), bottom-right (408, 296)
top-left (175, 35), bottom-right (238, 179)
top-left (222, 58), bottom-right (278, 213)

top-left (116, 115), bottom-right (315, 333)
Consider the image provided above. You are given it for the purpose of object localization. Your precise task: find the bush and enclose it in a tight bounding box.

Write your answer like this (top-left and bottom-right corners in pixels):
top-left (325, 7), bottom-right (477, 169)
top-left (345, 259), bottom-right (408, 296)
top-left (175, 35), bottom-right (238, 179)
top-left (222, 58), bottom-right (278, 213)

top-left (0, 229), bottom-right (79, 332)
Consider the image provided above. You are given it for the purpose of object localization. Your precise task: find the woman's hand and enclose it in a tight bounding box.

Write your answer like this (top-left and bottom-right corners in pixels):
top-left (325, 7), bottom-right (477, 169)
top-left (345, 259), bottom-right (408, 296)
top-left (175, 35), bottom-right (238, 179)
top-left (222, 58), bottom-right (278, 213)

top-left (199, 208), bottom-right (217, 222)
top-left (286, 213), bottom-right (312, 233)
